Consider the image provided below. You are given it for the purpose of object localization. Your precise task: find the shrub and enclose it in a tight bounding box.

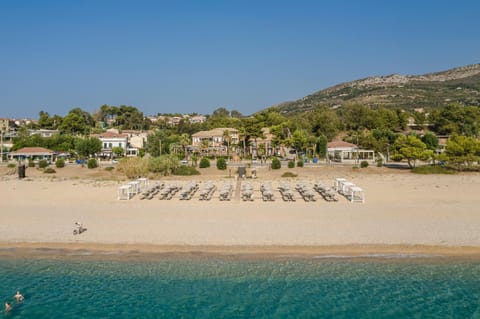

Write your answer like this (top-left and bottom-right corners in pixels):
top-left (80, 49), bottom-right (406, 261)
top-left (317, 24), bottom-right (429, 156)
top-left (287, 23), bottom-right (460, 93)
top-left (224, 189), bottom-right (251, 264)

top-left (297, 160), bottom-right (304, 167)
top-left (281, 172), bottom-right (297, 178)
top-left (412, 165), bottom-right (456, 174)
top-left (376, 158), bottom-right (383, 167)
top-left (104, 166), bottom-right (114, 172)
top-left (173, 165), bottom-right (200, 176)
top-left (43, 167), bottom-right (56, 174)
top-left (288, 160), bottom-right (295, 168)
top-left (28, 159), bottom-right (35, 167)
top-left (216, 158), bottom-right (227, 170)
top-left (87, 158), bottom-right (98, 169)
top-left (360, 161), bottom-right (369, 168)
top-left (55, 158), bottom-right (65, 168)
top-left (147, 155), bottom-right (180, 175)
top-left (7, 163), bottom-right (16, 168)
top-left (271, 158), bottom-right (281, 170)
top-left (38, 159), bottom-right (48, 169)
top-left (199, 157), bottom-right (210, 168)
top-left (117, 157), bottom-right (149, 178)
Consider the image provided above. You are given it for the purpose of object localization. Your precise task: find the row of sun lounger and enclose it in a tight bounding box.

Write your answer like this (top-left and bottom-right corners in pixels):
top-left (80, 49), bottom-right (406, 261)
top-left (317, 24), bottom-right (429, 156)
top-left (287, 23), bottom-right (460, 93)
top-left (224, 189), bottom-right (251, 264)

top-left (121, 179), bottom-right (359, 202)
top-left (260, 182), bottom-right (275, 201)
top-left (158, 184), bottom-right (181, 200)
top-left (241, 182), bottom-right (254, 201)
top-left (278, 182), bottom-right (296, 202)
top-left (219, 182), bottom-right (234, 201)
top-left (140, 182), bottom-right (164, 200)
top-left (313, 182), bottom-right (338, 202)
top-left (199, 181), bottom-right (217, 200)
top-left (295, 182), bottom-right (317, 202)
top-left (179, 181), bottom-right (199, 200)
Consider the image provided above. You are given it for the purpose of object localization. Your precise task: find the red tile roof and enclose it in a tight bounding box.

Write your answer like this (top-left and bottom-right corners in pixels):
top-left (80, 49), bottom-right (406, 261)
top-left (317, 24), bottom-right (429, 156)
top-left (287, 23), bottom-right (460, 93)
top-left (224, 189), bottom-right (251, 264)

top-left (11, 147), bottom-right (54, 154)
top-left (91, 132), bottom-right (128, 138)
top-left (327, 141), bottom-right (358, 148)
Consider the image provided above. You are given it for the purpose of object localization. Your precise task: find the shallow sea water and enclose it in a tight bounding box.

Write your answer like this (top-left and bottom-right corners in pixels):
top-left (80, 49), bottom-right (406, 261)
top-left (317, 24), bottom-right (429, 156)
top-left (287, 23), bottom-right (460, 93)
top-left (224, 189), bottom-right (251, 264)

top-left (1, 254), bottom-right (479, 318)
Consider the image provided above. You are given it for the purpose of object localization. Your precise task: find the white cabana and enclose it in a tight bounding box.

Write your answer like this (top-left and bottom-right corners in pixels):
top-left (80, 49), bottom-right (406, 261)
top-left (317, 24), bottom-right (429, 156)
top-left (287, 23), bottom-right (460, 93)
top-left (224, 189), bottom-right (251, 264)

top-left (127, 181), bottom-right (140, 195)
top-left (349, 186), bottom-right (365, 203)
top-left (118, 184), bottom-right (134, 200)
top-left (334, 178), bottom-right (347, 192)
top-left (137, 178), bottom-right (149, 192)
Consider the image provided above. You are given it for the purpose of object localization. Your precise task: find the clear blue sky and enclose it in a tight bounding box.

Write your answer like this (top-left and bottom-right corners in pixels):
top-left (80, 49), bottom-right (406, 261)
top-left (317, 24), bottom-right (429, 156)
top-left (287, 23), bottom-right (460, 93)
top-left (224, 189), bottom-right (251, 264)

top-left (1, 0), bottom-right (479, 118)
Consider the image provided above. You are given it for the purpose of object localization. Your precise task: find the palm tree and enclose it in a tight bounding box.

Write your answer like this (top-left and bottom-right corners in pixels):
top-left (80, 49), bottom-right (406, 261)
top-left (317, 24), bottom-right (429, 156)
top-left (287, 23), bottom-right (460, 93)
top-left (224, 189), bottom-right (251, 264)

top-left (222, 129), bottom-right (232, 159)
top-left (179, 133), bottom-right (191, 158)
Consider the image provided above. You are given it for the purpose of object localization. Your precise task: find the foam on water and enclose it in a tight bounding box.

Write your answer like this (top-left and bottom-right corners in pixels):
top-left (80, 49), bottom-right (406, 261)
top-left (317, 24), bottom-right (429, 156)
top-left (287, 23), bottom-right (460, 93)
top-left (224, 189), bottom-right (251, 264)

top-left (1, 255), bottom-right (479, 318)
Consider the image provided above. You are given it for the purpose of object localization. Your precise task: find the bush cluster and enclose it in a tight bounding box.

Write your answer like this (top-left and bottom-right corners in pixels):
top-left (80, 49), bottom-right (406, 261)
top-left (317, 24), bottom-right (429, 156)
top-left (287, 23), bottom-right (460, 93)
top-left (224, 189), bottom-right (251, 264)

top-left (7, 163), bottom-right (16, 168)
top-left (288, 160), bottom-right (295, 168)
top-left (360, 161), bottom-right (369, 168)
top-left (44, 167), bottom-right (56, 174)
top-left (271, 158), bottom-right (281, 169)
top-left (199, 157), bottom-right (210, 168)
top-left (173, 165), bottom-right (200, 176)
top-left (28, 159), bottom-right (35, 167)
top-left (281, 172), bottom-right (297, 178)
top-left (55, 158), bottom-right (65, 168)
top-left (216, 158), bottom-right (227, 170)
top-left (297, 160), bottom-right (304, 168)
top-left (87, 158), bottom-right (98, 169)
top-left (38, 159), bottom-right (48, 169)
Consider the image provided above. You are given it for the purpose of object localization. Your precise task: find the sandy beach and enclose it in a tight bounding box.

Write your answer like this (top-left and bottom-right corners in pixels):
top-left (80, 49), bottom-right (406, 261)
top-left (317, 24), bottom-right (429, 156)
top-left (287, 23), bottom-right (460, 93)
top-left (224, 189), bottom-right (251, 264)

top-left (1, 165), bottom-right (480, 257)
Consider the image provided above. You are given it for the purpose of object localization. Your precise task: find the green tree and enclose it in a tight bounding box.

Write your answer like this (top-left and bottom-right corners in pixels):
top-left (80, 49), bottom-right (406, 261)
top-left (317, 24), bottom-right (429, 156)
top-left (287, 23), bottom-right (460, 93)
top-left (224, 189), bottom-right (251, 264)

top-left (316, 135), bottom-right (328, 158)
top-left (421, 132), bottom-right (439, 151)
top-left (112, 146), bottom-right (125, 157)
top-left (444, 134), bottom-right (480, 166)
top-left (59, 112), bottom-right (90, 135)
top-left (392, 135), bottom-right (433, 168)
top-left (75, 137), bottom-right (102, 158)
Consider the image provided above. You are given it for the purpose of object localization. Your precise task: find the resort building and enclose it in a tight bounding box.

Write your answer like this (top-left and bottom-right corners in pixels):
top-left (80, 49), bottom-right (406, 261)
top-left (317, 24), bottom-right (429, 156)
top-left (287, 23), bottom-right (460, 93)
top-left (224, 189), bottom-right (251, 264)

top-left (327, 141), bottom-right (375, 163)
top-left (9, 147), bottom-right (55, 162)
top-left (191, 128), bottom-right (239, 155)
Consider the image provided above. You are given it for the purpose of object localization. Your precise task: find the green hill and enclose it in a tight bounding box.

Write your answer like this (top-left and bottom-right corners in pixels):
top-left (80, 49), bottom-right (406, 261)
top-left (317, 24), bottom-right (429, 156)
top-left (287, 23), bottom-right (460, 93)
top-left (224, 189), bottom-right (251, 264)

top-left (272, 64), bottom-right (480, 115)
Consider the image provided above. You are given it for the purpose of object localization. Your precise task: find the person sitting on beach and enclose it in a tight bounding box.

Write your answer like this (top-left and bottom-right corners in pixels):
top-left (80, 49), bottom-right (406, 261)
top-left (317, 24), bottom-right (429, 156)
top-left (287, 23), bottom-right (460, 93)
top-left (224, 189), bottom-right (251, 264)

top-left (5, 302), bottom-right (12, 312)
top-left (14, 291), bottom-right (24, 302)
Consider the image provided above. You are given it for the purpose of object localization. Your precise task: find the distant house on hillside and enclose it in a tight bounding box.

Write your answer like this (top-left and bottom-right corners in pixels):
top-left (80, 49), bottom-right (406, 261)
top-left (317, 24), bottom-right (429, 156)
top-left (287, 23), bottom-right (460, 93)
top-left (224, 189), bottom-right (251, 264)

top-left (327, 141), bottom-right (375, 163)
top-left (29, 129), bottom-right (59, 138)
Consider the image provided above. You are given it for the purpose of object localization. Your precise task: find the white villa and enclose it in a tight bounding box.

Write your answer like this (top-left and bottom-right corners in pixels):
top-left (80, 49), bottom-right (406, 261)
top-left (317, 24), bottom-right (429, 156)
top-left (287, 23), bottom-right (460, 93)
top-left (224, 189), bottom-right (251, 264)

top-left (91, 131), bottom-right (129, 158)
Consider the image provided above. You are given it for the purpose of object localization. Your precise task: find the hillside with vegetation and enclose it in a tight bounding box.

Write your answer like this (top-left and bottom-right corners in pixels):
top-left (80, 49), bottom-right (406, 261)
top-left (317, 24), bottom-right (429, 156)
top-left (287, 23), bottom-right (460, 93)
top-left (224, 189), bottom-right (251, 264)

top-left (273, 64), bottom-right (480, 115)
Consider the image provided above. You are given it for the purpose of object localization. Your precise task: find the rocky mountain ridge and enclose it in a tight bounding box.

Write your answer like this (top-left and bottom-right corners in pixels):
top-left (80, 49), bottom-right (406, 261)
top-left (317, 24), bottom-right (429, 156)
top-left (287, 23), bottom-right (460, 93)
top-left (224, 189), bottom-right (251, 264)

top-left (272, 63), bottom-right (480, 114)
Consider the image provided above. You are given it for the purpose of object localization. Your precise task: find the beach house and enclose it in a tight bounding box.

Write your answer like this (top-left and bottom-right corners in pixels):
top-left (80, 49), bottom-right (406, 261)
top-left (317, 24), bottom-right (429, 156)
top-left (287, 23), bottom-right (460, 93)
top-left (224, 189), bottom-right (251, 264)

top-left (327, 141), bottom-right (375, 163)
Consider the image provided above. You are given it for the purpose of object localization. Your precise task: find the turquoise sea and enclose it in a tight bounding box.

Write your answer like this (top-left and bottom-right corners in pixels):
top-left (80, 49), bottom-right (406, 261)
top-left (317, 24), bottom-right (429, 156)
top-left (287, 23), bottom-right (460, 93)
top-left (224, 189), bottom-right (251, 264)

top-left (1, 253), bottom-right (479, 319)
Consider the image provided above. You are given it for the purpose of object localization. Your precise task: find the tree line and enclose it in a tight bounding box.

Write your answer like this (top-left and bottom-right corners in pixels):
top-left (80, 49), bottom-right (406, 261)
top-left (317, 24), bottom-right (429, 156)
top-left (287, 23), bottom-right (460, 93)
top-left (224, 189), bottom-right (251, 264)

top-left (10, 102), bottom-right (480, 168)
